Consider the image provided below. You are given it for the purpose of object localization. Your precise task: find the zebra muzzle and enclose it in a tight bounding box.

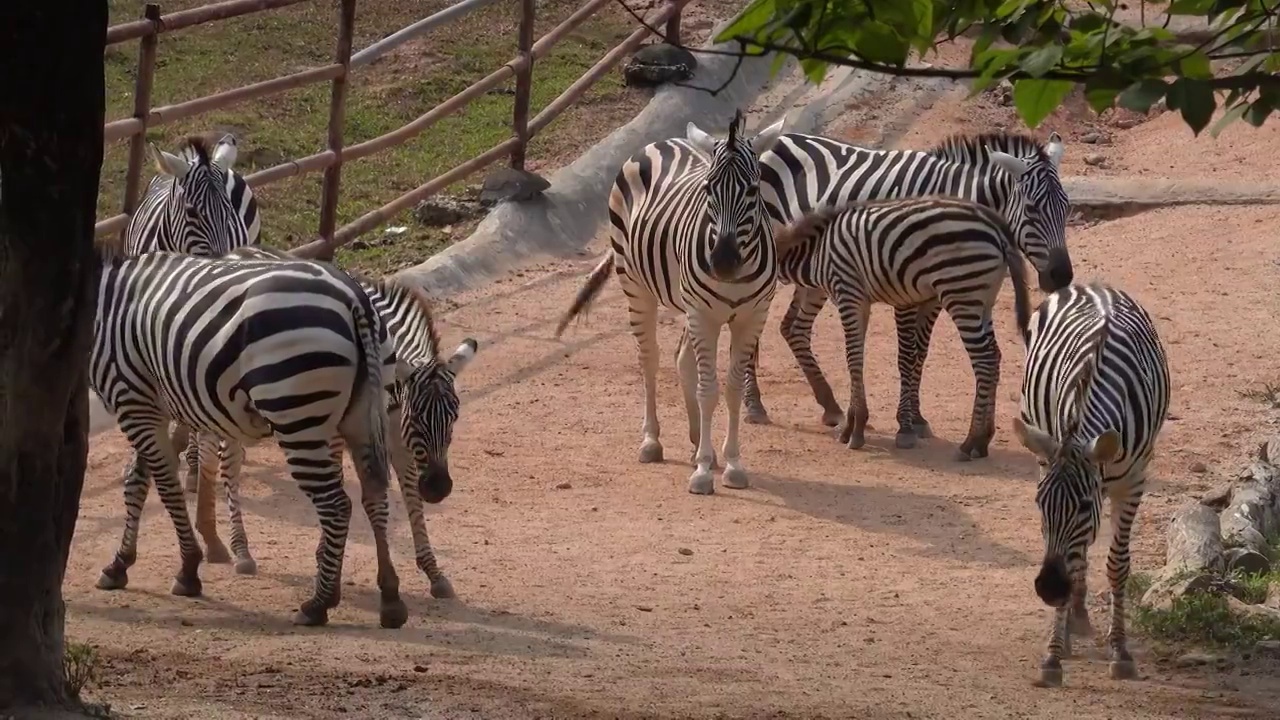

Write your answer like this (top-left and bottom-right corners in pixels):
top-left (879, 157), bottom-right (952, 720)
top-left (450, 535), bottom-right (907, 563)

top-left (709, 233), bottom-right (742, 281)
top-left (419, 460), bottom-right (453, 504)
top-left (1034, 555), bottom-right (1072, 608)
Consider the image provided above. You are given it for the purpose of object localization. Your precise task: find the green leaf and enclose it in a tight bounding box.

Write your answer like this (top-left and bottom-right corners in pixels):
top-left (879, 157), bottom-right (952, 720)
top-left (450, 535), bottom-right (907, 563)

top-left (769, 49), bottom-right (790, 79)
top-left (1019, 44), bottom-right (1063, 78)
top-left (1173, 78), bottom-right (1217, 136)
top-left (1246, 98), bottom-right (1274, 128)
top-left (995, 0), bottom-right (1031, 20)
top-left (1116, 78), bottom-right (1169, 113)
top-left (1209, 101), bottom-right (1249, 138)
top-left (799, 57), bottom-right (829, 85)
top-left (714, 0), bottom-right (777, 44)
top-left (855, 21), bottom-right (910, 64)
top-left (1178, 51), bottom-right (1213, 79)
top-left (1012, 78), bottom-right (1074, 128)
top-left (969, 47), bottom-right (1022, 95)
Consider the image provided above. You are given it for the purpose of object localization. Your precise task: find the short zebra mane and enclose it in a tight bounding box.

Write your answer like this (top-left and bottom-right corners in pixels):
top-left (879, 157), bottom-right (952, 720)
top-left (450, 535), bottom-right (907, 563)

top-left (1063, 287), bottom-right (1114, 438)
top-left (361, 272), bottom-right (444, 361)
top-left (927, 131), bottom-right (1051, 166)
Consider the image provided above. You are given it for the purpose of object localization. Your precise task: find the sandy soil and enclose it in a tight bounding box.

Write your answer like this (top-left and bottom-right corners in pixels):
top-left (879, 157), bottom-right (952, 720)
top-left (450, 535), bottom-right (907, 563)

top-left (68, 33), bottom-right (1280, 720)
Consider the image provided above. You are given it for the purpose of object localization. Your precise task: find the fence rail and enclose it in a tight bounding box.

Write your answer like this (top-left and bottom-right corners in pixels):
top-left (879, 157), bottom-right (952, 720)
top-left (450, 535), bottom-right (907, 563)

top-left (95, 0), bottom-right (688, 259)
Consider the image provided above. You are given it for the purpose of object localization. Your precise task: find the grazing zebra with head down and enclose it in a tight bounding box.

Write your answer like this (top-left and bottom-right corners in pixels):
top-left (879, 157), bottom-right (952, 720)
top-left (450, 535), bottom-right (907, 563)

top-left (1010, 281), bottom-right (1170, 688)
top-left (191, 244), bottom-right (477, 600)
top-left (770, 195), bottom-right (1032, 457)
top-left (554, 110), bottom-right (785, 495)
top-left (740, 130), bottom-right (1072, 429)
top-left (91, 249), bottom-right (422, 629)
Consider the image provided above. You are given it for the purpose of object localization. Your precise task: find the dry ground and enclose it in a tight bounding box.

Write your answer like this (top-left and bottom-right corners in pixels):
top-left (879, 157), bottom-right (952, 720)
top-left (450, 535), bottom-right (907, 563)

top-left (68, 37), bottom-right (1280, 720)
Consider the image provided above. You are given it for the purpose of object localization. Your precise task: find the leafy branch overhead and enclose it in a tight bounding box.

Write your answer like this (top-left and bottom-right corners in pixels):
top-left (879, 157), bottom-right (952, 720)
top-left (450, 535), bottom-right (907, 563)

top-left (712, 0), bottom-right (1280, 136)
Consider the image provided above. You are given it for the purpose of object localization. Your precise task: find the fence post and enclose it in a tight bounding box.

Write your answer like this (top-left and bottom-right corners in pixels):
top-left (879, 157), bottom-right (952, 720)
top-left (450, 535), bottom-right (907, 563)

top-left (120, 2), bottom-right (162, 240)
top-left (316, 0), bottom-right (357, 258)
top-left (665, 3), bottom-right (681, 46)
top-left (509, 0), bottom-right (536, 170)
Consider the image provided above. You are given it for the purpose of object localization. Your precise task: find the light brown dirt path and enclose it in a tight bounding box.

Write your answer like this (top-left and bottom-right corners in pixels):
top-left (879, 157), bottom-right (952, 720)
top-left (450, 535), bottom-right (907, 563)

top-left (69, 49), bottom-right (1280, 720)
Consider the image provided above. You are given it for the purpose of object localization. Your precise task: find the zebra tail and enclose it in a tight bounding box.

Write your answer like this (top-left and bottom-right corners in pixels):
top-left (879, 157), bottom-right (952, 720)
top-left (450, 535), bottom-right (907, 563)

top-left (554, 253), bottom-right (614, 339)
top-left (773, 206), bottom-right (841, 256)
top-left (1002, 229), bottom-right (1033, 347)
top-left (352, 297), bottom-right (392, 490)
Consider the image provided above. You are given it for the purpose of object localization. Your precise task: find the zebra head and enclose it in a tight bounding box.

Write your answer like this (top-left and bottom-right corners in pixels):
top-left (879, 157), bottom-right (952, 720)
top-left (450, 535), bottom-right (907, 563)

top-left (686, 110), bottom-right (786, 282)
top-left (985, 132), bottom-right (1073, 292)
top-left (149, 134), bottom-right (250, 257)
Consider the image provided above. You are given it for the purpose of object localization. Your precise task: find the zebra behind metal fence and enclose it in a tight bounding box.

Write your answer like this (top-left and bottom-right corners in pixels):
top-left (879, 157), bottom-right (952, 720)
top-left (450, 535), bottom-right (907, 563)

top-left (1010, 281), bottom-right (1170, 688)
top-left (554, 110), bottom-right (786, 495)
top-left (91, 249), bottom-right (417, 629)
top-left (743, 130), bottom-right (1073, 428)
top-left (770, 194), bottom-right (1032, 457)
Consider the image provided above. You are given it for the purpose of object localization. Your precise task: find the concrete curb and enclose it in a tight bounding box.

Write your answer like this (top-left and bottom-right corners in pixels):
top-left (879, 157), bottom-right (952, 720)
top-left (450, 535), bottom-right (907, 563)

top-left (1063, 178), bottom-right (1280, 209)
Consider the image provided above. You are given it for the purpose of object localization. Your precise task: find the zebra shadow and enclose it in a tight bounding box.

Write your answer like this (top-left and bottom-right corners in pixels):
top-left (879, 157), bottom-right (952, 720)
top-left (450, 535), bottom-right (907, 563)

top-left (736, 472), bottom-right (1033, 569)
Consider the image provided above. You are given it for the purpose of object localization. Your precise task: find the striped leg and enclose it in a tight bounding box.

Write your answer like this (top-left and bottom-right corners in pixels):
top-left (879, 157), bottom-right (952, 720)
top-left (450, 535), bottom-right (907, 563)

top-left (628, 290), bottom-right (665, 464)
top-left (342, 429), bottom-right (409, 629)
top-left (193, 431), bottom-right (232, 564)
top-left (832, 285), bottom-right (872, 450)
top-left (98, 415), bottom-right (204, 597)
top-left (945, 299), bottom-right (1002, 460)
top-left (384, 424), bottom-right (456, 599)
top-left (182, 425), bottom-right (200, 494)
top-left (217, 438), bottom-right (257, 575)
top-left (685, 311), bottom-right (722, 495)
top-left (282, 436), bottom-right (354, 627)
top-left (676, 326), bottom-right (716, 470)
top-left (741, 339), bottom-right (769, 425)
top-left (1105, 478), bottom-right (1144, 680)
top-left (779, 287), bottom-right (843, 427)
top-left (720, 308), bottom-right (769, 490)
top-left (892, 302), bottom-right (942, 449)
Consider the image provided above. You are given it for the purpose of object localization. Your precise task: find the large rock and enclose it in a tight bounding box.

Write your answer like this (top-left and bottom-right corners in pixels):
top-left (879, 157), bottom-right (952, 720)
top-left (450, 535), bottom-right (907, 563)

top-left (478, 166), bottom-right (550, 207)
top-left (623, 43), bottom-right (697, 88)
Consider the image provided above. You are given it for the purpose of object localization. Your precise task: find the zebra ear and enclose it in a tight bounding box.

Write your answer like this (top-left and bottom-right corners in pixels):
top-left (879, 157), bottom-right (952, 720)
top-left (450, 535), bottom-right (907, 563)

top-left (750, 115), bottom-right (787, 154)
top-left (211, 134), bottom-right (238, 171)
top-left (150, 143), bottom-right (191, 178)
top-left (445, 338), bottom-right (479, 376)
top-left (988, 149), bottom-right (1029, 179)
top-left (1085, 429), bottom-right (1121, 464)
top-left (1012, 416), bottom-right (1060, 460)
top-left (1045, 132), bottom-right (1065, 170)
top-left (686, 121), bottom-right (717, 162)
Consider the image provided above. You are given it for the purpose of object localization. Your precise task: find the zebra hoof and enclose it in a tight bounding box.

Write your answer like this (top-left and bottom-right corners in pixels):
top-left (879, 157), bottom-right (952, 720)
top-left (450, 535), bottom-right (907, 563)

top-left (293, 603), bottom-right (330, 627)
top-left (844, 431), bottom-right (866, 450)
top-left (821, 409), bottom-right (844, 428)
top-left (380, 598), bottom-right (410, 629)
top-left (234, 557), bottom-right (258, 576)
top-left (205, 542), bottom-right (233, 565)
top-left (170, 576), bottom-right (203, 598)
top-left (687, 471), bottom-right (715, 495)
top-left (744, 408), bottom-right (771, 425)
top-left (430, 576), bottom-right (457, 599)
top-left (1109, 659), bottom-right (1138, 680)
top-left (894, 432), bottom-right (917, 449)
top-left (638, 440), bottom-right (664, 464)
top-left (722, 467), bottom-right (749, 490)
top-left (1033, 665), bottom-right (1064, 688)
top-left (96, 568), bottom-right (128, 591)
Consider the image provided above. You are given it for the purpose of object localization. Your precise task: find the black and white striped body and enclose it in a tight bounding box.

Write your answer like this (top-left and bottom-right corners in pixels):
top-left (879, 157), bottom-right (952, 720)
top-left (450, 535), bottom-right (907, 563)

top-left (744, 130), bottom-right (1071, 428)
top-left (1010, 282), bottom-right (1170, 687)
top-left (775, 196), bottom-right (1031, 457)
top-left (91, 251), bottom-right (417, 629)
top-left (554, 111), bottom-right (786, 495)
top-left (206, 245), bottom-right (477, 600)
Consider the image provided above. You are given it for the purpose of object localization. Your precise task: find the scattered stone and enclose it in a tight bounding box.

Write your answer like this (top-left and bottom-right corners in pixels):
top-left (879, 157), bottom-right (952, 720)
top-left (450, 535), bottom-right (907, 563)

top-left (554, 481), bottom-right (572, 490)
top-left (636, 605), bottom-right (654, 612)
top-left (1175, 652), bottom-right (1221, 668)
top-left (1189, 461), bottom-right (1209, 474)
top-left (1228, 595), bottom-right (1280, 621)
top-left (179, 618), bottom-right (193, 627)
top-left (1080, 131), bottom-right (1112, 144)
top-left (623, 43), bottom-right (697, 88)
top-left (478, 166), bottom-right (550, 206)
top-left (413, 664), bottom-right (428, 673)
top-left (1114, 117), bottom-right (1142, 129)
top-left (413, 195), bottom-right (482, 227)
top-left (1225, 547), bottom-right (1271, 576)
top-left (677, 547), bottom-right (693, 556)
top-left (1083, 153), bottom-right (1106, 167)
top-left (1201, 483), bottom-right (1233, 509)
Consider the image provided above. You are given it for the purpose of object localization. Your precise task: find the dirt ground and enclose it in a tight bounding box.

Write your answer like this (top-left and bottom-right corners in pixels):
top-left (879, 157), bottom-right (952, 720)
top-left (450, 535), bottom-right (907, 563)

top-left (68, 30), bottom-right (1280, 720)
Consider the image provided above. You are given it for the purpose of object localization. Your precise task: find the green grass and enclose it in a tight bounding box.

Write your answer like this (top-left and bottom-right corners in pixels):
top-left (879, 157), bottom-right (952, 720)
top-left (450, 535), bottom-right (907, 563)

top-left (101, 0), bottom-right (644, 274)
top-left (63, 641), bottom-right (102, 702)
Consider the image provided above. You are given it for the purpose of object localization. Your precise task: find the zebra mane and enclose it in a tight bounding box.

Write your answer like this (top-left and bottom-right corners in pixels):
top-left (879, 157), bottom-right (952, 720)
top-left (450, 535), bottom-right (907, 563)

top-left (367, 274), bottom-right (443, 361)
top-left (1064, 298), bottom-right (1113, 439)
top-left (183, 135), bottom-right (213, 167)
top-left (927, 131), bottom-right (1051, 166)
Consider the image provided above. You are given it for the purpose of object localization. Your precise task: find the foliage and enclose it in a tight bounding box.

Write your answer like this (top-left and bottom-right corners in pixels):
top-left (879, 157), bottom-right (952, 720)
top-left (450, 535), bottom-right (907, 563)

top-left (712, 0), bottom-right (1280, 136)
top-left (63, 641), bottom-right (101, 701)
top-left (1128, 568), bottom-right (1280, 652)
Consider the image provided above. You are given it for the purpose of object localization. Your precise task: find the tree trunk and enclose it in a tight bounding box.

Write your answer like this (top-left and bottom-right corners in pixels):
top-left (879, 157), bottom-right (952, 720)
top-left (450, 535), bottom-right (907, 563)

top-left (0, 1), bottom-right (106, 711)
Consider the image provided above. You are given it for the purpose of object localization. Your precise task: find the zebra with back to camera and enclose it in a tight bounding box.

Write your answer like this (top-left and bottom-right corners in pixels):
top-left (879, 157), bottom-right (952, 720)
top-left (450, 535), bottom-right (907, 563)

top-left (118, 133), bottom-right (262, 565)
top-left (767, 195), bottom-right (1033, 458)
top-left (737, 130), bottom-right (1072, 440)
top-left (91, 247), bottom-right (427, 629)
top-left (1010, 280), bottom-right (1170, 688)
top-left (553, 110), bottom-right (786, 495)
top-left (182, 243), bottom-right (476, 600)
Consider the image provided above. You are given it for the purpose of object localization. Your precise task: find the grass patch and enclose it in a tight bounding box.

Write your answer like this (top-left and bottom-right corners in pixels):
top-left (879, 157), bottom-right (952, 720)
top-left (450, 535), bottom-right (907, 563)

top-left (1238, 381), bottom-right (1280, 409)
top-left (102, 0), bottom-right (645, 275)
top-left (63, 641), bottom-right (101, 702)
top-left (1128, 561), bottom-right (1280, 653)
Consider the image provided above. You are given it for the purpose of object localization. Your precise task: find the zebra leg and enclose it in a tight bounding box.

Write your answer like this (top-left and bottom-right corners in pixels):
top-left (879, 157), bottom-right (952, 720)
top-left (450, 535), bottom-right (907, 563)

top-left (720, 310), bottom-right (769, 490)
top-left (676, 325), bottom-right (716, 470)
top-left (740, 340), bottom-right (770, 426)
top-left (832, 287), bottom-right (872, 450)
top-left (685, 312), bottom-right (721, 495)
top-left (385, 423), bottom-right (455, 598)
top-left (219, 438), bottom-right (257, 575)
top-left (1105, 481), bottom-right (1143, 680)
top-left (97, 443), bottom-right (152, 591)
top-left (283, 437), bottom-right (353, 627)
top-left (630, 295), bottom-right (664, 464)
top-left (780, 287), bottom-right (843, 427)
top-left (907, 302), bottom-right (942, 439)
top-left (1035, 604), bottom-right (1071, 688)
top-left (343, 431), bottom-right (409, 630)
top-left (947, 301), bottom-right (1000, 461)
top-left (194, 432), bottom-right (233, 565)
top-left (182, 425), bottom-right (200, 494)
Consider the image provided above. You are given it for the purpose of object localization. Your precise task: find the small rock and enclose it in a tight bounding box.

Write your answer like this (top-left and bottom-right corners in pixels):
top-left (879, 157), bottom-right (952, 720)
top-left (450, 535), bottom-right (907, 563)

top-left (1189, 461), bottom-right (1208, 474)
top-left (413, 195), bottom-right (482, 227)
top-left (413, 664), bottom-right (428, 673)
top-left (1201, 483), bottom-right (1233, 509)
top-left (1175, 652), bottom-right (1220, 668)
top-left (1080, 132), bottom-right (1103, 144)
top-left (1083, 153), bottom-right (1106, 167)
top-left (1114, 117), bottom-right (1141, 129)
top-left (554, 481), bottom-right (572, 490)
top-left (1255, 640), bottom-right (1280, 657)
top-left (636, 605), bottom-right (654, 612)
top-left (677, 547), bottom-right (693, 556)
top-left (1225, 547), bottom-right (1271, 576)
top-left (179, 618), bottom-right (193, 627)
top-left (349, 239), bottom-right (369, 251)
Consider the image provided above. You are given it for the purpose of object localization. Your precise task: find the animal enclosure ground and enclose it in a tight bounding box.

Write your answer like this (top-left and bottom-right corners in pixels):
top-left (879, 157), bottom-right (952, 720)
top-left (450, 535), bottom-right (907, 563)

top-left (72, 37), bottom-right (1280, 720)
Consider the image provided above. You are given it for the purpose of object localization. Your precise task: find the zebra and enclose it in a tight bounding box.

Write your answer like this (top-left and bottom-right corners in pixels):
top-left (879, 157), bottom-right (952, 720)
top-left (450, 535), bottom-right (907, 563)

top-left (768, 195), bottom-right (1032, 457)
top-left (740, 130), bottom-right (1072, 429)
top-left (182, 243), bottom-right (474, 601)
top-left (553, 110), bottom-right (785, 495)
top-left (1010, 281), bottom-right (1170, 687)
top-left (118, 134), bottom-right (262, 566)
top-left (91, 249), bottom-right (421, 629)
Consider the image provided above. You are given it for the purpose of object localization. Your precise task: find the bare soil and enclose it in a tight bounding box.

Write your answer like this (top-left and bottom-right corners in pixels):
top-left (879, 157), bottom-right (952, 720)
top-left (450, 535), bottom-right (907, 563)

top-left (70, 36), bottom-right (1280, 720)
